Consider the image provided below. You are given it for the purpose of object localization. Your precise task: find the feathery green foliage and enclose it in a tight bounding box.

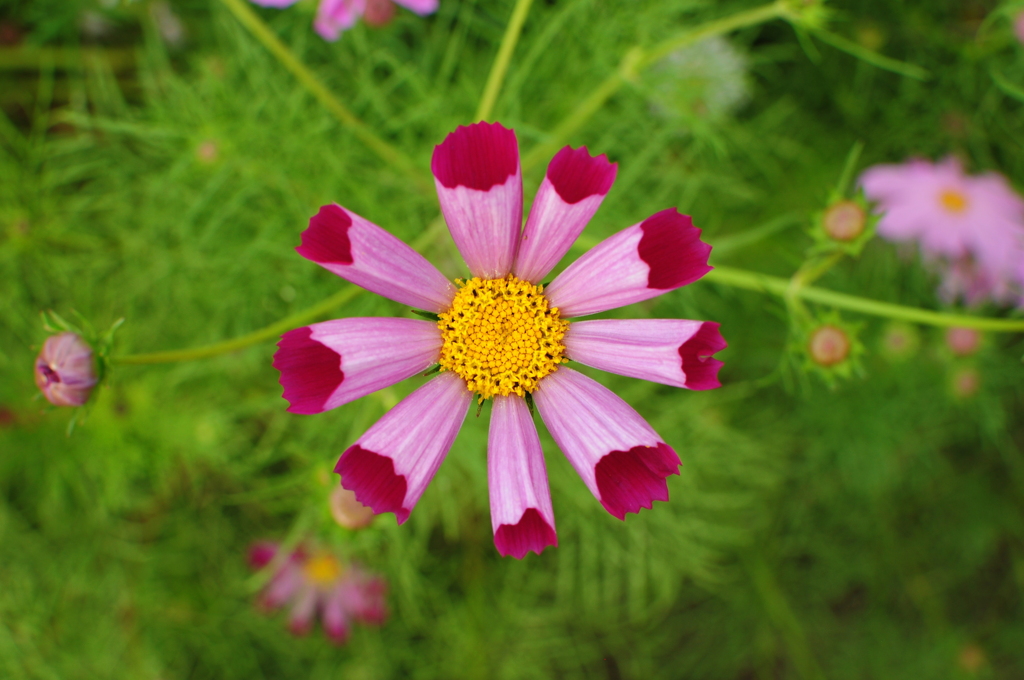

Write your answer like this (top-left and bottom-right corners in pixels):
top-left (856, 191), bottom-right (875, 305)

top-left (2, 0), bottom-right (1024, 677)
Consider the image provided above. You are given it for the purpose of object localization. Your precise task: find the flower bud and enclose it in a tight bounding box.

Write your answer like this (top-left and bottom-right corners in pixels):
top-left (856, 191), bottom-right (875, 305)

top-left (879, 322), bottom-right (919, 361)
top-left (808, 325), bottom-right (850, 367)
top-left (823, 200), bottom-right (866, 242)
top-left (945, 326), bottom-right (981, 357)
top-left (330, 483), bottom-right (375, 530)
top-left (950, 366), bottom-right (980, 399)
top-left (34, 332), bottom-right (97, 407)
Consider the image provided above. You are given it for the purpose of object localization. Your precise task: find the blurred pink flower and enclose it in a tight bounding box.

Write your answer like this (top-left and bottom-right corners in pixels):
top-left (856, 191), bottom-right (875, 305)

top-left (273, 122), bottom-right (726, 560)
top-left (1015, 11), bottom-right (1024, 45)
top-left (34, 333), bottom-right (97, 407)
top-left (250, 542), bottom-right (387, 643)
top-left (249, 0), bottom-right (437, 41)
top-left (860, 157), bottom-right (1024, 307)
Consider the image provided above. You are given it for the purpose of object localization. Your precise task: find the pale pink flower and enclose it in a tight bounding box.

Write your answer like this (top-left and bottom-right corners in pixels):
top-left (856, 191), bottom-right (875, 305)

top-left (1015, 12), bottom-right (1024, 45)
top-left (34, 332), bottom-right (97, 407)
top-left (860, 157), bottom-right (1024, 307)
top-left (249, 0), bottom-right (437, 41)
top-left (273, 122), bottom-right (726, 559)
top-left (249, 542), bottom-right (386, 643)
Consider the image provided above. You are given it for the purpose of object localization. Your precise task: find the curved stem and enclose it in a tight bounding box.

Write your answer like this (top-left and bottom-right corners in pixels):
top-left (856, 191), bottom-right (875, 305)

top-left (706, 266), bottom-right (1024, 332)
top-left (218, 0), bottom-right (429, 193)
top-left (522, 1), bottom-right (785, 171)
top-left (474, 0), bottom-right (534, 123)
top-left (114, 287), bottom-right (363, 365)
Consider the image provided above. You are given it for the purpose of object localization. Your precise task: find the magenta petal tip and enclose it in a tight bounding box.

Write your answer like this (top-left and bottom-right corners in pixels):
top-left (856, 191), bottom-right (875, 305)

top-left (680, 321), bottom-right (728, 390)
top-left (431, 121), bottom-right (518, 191)
top-left (273, 327), bottom-right (344, 414)
top-left (494, 508), bottom-right (558, 559)
top-left (335, 445), bottom-right (411, 524)
top-left (596, 443), bottom-right (681, 520)
top-left (638, 209), bottom-right (713, 290)
top-left (297, 204), bottom-right (354, 265)
top-left (546, 145), bottom-right (617, 204)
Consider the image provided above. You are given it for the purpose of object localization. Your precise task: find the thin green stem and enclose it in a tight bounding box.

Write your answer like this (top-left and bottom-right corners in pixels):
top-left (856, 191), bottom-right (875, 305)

top-left (474, 0), bottom-right (534, 122)
top-left (114, 287), bottom-right (363, 365)
top-left (637, 1), bottom-right (786, 69)
top-left (522, 1), bottom-right (784, 170)
top-left (113, 217), bottom-right (450, 365)
top-left (217, 0), bottom-right (429, 193)
top-left (706, 266), bottom-right (1024, 332)
top-left (809, 28), bottom-right (931, 81)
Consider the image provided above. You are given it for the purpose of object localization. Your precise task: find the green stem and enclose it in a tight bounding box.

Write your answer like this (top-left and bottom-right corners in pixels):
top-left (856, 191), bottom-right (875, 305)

top-left (113, 287), bottom-right (363, 365)
top-left (707, 266), bottom-right (1024, 332)
top-left (217, 0), bottom-right (429, 193)
top-left (112, 217), bottom-right (449, 365)
top-left (522, 1), bottom-right (784, 170)
top-left (474, 0), bottom-right (534, 122)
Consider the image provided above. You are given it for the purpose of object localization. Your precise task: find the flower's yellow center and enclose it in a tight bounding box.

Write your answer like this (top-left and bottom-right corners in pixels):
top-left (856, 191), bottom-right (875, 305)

top-left (939, 189), bottom-right (968, 214)
top-left (303, 553), bottom-right (342, 585)
top-left (438, 274), bottom-right (569, 400)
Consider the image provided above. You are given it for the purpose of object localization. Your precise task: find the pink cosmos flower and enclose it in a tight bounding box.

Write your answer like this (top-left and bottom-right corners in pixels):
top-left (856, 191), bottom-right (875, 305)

top-left (860, 157), bottom-right (1024, 307)
top-left (249, 542), bottom-right (387, 643)
top-left (34, 332), bottom-right (98, 407)
top-left (249, 0), bottom-right (438, 41)
top-left (273, 122), bottom-right (726, 559)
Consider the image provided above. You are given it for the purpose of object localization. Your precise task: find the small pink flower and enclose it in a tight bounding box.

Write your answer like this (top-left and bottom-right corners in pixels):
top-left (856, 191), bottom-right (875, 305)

top-left (249, 0), bottom-right (438, 41)
top-left (34, 332), bottom-right (97, 407)
top-left (860, 157), bottom-right (1024, 307)
top-left (1015, 12), bottom-right (1024, 45)
top-left (250, 542), bottom-right (387, 644)
top-left (274, 122), bottom-right (726, 559)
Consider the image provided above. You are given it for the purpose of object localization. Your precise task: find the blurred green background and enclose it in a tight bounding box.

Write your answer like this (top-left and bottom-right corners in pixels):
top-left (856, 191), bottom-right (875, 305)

top-left (2, 0), bottom-right (1024, 677)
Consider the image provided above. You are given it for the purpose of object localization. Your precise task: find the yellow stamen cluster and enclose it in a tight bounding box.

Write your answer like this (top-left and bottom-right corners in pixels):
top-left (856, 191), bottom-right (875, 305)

top-left (303, 553), bottom-right (342, 586)
top-left (438, 274), bottom-right (569, 400)
top-left (940, 189), bottom-right (968, 214)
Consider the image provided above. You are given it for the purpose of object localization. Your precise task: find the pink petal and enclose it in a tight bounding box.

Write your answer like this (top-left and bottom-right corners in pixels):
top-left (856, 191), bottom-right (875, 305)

top-left (249, 0), bottom-right (301, 6)
top-left (249, 541), bottom-right (279, 569)
top-left (262, 562), bottom-right (303, 609)
top-left (514, 146), bottom-right (617, 283)
top-left (322, 590), bottom-right (351, 644)
top-left (345, 572), bottom-right (389, 623)
top-left (545, 209), bottom-right (712, 317)
top-left (298, 204), bottom-right (457, 313)
top-left (533, 367), bottom-right (680, 520)
top-left (393, 0), bottom-right (438, 13)
top-left (273, 318), bottom-right (442, 414)
top-left (488, 396), bottom-right (557, 559)
top-left (564, 319), bottom-right (726, 390)
top-left (431, 122), bottom-right (522, 278)
top-left (314, 0), bottom-right (363, 41)
top-left (287, 586), bottom-right (318, 636)
top-left (334, 372), bottom-right (471, 524)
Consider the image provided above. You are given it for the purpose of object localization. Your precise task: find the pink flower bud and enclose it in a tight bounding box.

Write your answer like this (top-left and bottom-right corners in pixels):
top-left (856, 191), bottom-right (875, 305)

top-left (945, 326), bottom-right (981, 357)
top-left (808, 325), bottom-right (850, 367)
top-left (822, 200), bottom-right (866, 241)
top-left (950, 366), bottom-right (980, 399)
top-left (34, 333), bottom-right (97, 407)
top-left (329, 483), bottom-right (375, 529)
